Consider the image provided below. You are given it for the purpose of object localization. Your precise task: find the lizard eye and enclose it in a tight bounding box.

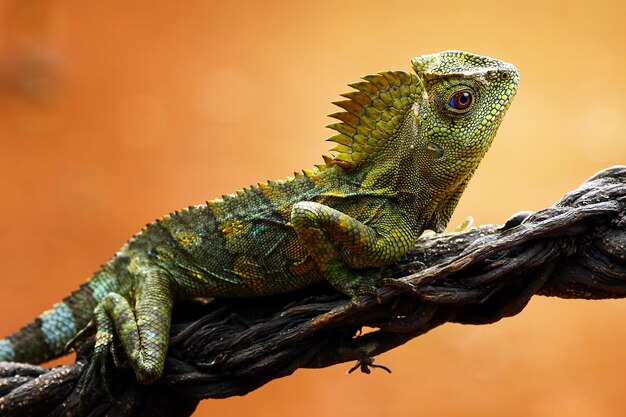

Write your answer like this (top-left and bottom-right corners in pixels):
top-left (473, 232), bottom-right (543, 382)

top-left (448, 91), bottom-right (473, 111)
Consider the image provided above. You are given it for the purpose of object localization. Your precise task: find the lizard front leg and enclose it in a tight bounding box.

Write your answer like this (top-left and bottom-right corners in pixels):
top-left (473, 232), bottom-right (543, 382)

top-left (92, 266), bottom-right (173, 384)
top-left (291, 201), bottom-right (414, 301)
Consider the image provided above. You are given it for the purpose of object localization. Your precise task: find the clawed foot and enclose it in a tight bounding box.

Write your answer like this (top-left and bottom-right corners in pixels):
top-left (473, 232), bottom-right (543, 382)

top-left (75, 336), bottom-right (121, 413)
top-left (344, 270), bottom-right (383, 305)
top-left (380, 259), bottom-right (428, 293)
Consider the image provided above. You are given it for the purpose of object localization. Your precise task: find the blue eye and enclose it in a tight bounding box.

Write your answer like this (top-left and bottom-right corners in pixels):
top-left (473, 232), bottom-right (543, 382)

top-left (448, 91), bottom-right (473, 110)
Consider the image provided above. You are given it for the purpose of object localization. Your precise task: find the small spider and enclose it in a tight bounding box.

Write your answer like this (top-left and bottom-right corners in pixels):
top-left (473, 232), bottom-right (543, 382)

top-left (347, 357), bottom-right (392, 374)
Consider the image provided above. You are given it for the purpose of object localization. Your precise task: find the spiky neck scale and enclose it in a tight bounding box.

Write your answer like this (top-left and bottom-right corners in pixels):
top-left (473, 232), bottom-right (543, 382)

top-left (325, 70), bottom-right (421, 172)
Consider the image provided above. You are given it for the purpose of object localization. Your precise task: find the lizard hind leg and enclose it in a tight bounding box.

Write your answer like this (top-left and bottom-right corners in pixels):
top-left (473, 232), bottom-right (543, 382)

top-left (89, 269), bottom-right (174, 385)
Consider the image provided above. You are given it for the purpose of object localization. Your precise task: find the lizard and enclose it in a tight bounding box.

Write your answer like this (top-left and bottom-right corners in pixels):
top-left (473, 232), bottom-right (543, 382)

top-left (0, 50), bottom-right (519, 384)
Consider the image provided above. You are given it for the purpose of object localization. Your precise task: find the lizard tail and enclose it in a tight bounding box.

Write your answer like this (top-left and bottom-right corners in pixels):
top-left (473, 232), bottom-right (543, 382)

top-left (0, 269), bottom-right (118, 364)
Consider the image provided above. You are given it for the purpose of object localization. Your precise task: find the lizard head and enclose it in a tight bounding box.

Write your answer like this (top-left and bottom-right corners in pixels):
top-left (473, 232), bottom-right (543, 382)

top-left (325, 51), bottom-right (519, 232)
top-left (410, 50), bottom-right (520, 231)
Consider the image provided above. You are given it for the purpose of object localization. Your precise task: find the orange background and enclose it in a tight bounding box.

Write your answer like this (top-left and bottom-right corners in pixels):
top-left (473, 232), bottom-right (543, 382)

top-left (0, 1), bottom-right (625, 416)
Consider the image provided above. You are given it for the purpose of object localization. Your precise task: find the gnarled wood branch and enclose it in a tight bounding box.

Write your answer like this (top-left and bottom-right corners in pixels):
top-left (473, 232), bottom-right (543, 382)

top-left (1, 166), bottom-right (625, 417)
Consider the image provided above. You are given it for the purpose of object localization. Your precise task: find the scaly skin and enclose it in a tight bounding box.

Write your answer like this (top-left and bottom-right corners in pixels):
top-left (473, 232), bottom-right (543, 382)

top-left (0, 51), bottom-right (519, 383)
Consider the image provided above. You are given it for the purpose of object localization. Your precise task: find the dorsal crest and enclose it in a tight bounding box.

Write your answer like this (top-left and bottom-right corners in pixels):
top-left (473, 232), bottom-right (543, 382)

top-left (326, 70), bottom-right (421, 170)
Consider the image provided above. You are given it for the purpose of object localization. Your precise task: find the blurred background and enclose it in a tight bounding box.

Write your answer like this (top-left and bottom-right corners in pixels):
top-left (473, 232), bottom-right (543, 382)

top-left (0, 0), bottom-right (625, 416)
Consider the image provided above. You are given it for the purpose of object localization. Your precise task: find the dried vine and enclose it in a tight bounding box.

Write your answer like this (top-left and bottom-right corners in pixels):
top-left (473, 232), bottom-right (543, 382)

top-left (1, 166), bottom-right (625, 417)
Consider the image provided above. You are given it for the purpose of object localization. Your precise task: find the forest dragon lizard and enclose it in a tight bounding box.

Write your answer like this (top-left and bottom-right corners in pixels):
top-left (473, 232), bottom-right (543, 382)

top-left (0, 51), bottom-right (519, 383)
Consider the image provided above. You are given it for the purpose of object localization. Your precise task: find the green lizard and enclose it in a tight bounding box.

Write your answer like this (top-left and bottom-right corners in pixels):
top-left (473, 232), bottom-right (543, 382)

top-left (0, 51), bottom-right (519, 384)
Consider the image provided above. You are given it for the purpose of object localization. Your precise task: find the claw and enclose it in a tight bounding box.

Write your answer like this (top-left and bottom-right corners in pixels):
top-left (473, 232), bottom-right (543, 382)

top-left (75, 351), bottom-right (118, 415)
top-left (81, 330), bottom-right (120, 405)
top-left (101, 361), bottom-right (115, 401)
top-left (454, 216), bottom-right (474, 232)
top-left (109, 342), bottom-right (122, 368)
top-left (76, 362), bottom-right (96, 415)
top-left (93, 344), bottom-right (118, 403)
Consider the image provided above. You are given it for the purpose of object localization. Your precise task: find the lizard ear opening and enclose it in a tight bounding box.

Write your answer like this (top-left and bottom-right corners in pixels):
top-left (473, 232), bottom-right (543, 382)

top-left (325, 70), bottom-right (421, 170)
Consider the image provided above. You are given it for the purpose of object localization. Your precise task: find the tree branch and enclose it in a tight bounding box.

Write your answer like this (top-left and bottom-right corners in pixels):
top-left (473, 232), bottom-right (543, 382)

top-left (1, 166), bottom-right (625, 417)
